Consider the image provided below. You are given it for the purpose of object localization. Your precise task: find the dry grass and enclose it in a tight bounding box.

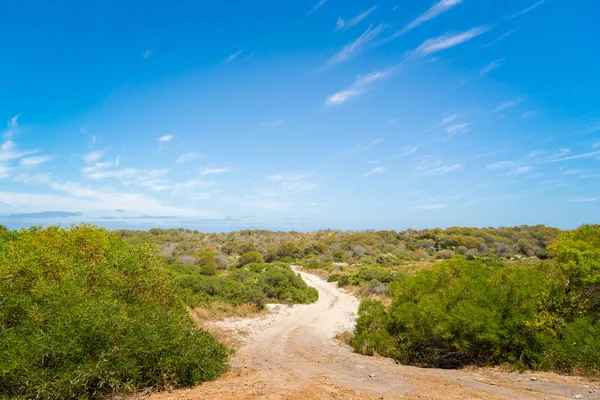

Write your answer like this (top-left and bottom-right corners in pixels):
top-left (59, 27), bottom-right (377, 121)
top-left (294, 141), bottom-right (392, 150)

top-left (188, 302), bottom-right (264, 324)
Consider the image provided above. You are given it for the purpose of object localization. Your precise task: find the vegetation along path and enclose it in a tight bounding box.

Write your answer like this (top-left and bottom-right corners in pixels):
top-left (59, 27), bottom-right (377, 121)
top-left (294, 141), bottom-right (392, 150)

top-left (146, 267), bottom-right (600, 400)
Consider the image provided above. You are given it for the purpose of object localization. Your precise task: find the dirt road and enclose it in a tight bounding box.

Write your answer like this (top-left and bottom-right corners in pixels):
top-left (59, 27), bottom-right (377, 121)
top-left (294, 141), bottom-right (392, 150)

top-left (147, 267), bottom-right (599, 400)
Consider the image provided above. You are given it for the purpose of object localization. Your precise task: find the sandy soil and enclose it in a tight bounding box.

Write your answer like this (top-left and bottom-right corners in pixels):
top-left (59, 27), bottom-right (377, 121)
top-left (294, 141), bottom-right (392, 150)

top-left (145, 267), bottom-right (600, 400)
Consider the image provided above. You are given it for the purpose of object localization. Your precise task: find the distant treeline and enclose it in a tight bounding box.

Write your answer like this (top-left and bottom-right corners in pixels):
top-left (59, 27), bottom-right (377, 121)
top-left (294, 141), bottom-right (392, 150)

top-left (118, 225), bottom-right (560, 266)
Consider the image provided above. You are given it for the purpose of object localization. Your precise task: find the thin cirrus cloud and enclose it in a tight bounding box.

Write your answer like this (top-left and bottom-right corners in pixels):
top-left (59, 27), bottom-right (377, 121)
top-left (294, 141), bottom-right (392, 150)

top-left (199, 166), bottom-right (233, 175)
top-left (388, 0), bottom-right (464, 40)
top-left (335, 6), bottom-right (377, 31)
top-left (492, 96), bottom-right (526, 113)
top-left (507, 0), bottom-right (547, 19)
top-left (325, 69), bottom-right (393, 107)
top-left (361, 167), bottom-right (385, 177)
top-left (20, 156), bottom-right (54, 169)
top-left (446, 122), bottom-right (472, 136)
top-left (176, 152), bottom-right (202, 164)
top-left (225, 50), bottom-right (244, 63)
top-left (83, 150), bottom-right (103, 164)
top-left (308, 0), bottom-right (327, 15)
top-left (480, 58), bottom-right (506, 76)
top-left (141, 49), bottom-right (153, 58)
top-left (411, 27), bottom-right (489, 57)
top-left (326, 24), bottom-right (387, 66)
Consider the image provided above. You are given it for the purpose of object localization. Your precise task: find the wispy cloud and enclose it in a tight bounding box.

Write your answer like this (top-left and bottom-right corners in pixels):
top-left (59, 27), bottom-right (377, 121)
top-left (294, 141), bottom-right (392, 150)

top-left (141, 49), bottom-right (153, 58)
top-left (569, 197), bottom-right (600, 203)
top-left (176, 152), bottom-right (202, 164)
top-left (327, 24), bottom-right (387, 66)
top-left (308, 0), bottom-right (328, 15)
top-left (199, 166), bottom-right (233, 175)
top-left (225, 50), bottom-right (244, 63)
top-left (361, 167), bottom-right (385, 177)
top-left (593, 143), bottom-right (600, 149)
top-left (335, 6), bottom-right (377, 31)
top-left (522, 110), bottom-right (540, 119)
top-left (411, 27), bottom-right (489, 57)
top-left (391, 0), bottom-right (464, 39)
top-left (507, 0), bottom-right (547, 19)
top-left (20, 156), bottom-right (53, 169)
top-left (486, 160), bottom-right (515, 169)
top-left (158, 135), bottom-right (174, 143)
top-left (492, 96), bottom-right (525, 113)
top-left (260, 120), bottom-right (286, 127)
top-left (480, 28), bottom-right (519, 49)
top-left (446, 122), bottom-right (472, 137)
top-left (418, 161), bottom-right (461, 175)
top-left (5, 114), bottom-right (21, 139)
top-left (510, 166), bottom-right (534, 175)
top-left (480, 58), bottom-right (506, 76)
top-left (549, 150), bottom-right (600, 163)
top-left (440, 114), bottom-right (459, 125)
top-left (325, 69), bottom-right (393, 106)
top-left (83, 150), bottom-right (103, 164)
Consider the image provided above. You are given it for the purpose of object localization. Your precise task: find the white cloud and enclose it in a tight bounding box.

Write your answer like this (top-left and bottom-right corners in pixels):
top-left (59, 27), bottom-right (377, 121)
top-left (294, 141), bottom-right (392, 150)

top-left (20, 156), bottom-right (53, 169)
top-left (440, 114), bottom-right (459, 125)
top-left (327, 24), bottom-right (386, 66)
top-left (507, 0), bottom-right (547, 19)
top-left (199, 166), bottom-right (233, 175)
top-left (176, 152), bottom-right (202, 164)
top-left (158, 135), bottom-right (174, 143)
top-left (393, 0), bottom-right (464, 38)
top-left (593, 143), bottom-right (600, 149)
top-left (5, 114), bottom-right (21, 139)
top-left (225, 50), bottom-right (243, 63)
top-left (554, 148), bottom-right (571, 157)
top-left (141, 49), bottom-right (153, 58)
top-left (550, 150), bottom-right (600, 163)
top-left (480, 28), bottom-right (519, 49)
top-left (361, 167), bottom-right (385, 177)
top-left (446, 122), bottom-right (472, 136)
top-left (325, 69), bottom-right (393, 106)
top-left (412, 27), bottom-right (489, 57)
top-left (13, 172), bottom-right (52, 185)
top-left (308, 0), bottom-right (328, 15)
top-left (0, 140), bottom-right (37, 162)
top-left (480, 58), bottom-right (506, 76)
top-left (335, 6), bottom-right (377, 31)
top-left (486, 160), bottom-right (514, 169)
top-left (510, 166), bottom-right (534, 175)
top-left (260, 120), bottom-right (285, 127)
top-left (83, 150), bottom-right (103, 164)
top-left (419, 164), bottom-right (461, 175)
top-left (492, 96), bottom-right (525, 113)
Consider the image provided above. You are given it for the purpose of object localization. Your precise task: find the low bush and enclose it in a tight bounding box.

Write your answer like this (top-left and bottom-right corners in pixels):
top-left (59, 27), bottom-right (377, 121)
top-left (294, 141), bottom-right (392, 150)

top-left (303, 262), bottom-right (333, 272)
top-left (237, 251), bottom-right (264, 267)
top-left (353, 247), bottom-right (600, 374)
top-left (0, 225), bottom-right (229, 399)
top-left (172, 263), bottom-right (318, 309)
top-left (328, 274), bottom-right (349, 287)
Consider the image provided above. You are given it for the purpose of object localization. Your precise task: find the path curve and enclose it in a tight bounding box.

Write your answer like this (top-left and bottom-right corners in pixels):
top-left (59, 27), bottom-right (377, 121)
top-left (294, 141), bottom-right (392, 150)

top-left (146, 267), bottom-right (599, 400)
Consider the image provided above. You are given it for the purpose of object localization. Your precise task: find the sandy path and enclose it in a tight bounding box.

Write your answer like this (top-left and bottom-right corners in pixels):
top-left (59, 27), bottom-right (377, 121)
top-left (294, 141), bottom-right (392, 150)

top-left (146, 267), bottom-right (600, 400)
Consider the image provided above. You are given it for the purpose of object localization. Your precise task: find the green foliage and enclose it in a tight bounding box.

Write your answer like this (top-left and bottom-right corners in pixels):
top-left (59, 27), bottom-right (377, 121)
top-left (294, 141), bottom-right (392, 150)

top-left (327, 274), bottom-right (349, 287)
top-left (353, 251), bottom-right (600, 374)
top-left (303, 262), bottom-right (333, 271)
top-left (0, 225), bottom-right (229, 400)
top-left (237, 251), bottom-right (264, 267)
top-left (171, 263), bottom-right (318, 309)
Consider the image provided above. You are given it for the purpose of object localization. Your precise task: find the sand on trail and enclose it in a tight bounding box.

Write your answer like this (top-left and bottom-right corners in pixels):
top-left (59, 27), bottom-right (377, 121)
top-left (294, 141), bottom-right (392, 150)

top-left (145, 267), bottom-right (600, 400)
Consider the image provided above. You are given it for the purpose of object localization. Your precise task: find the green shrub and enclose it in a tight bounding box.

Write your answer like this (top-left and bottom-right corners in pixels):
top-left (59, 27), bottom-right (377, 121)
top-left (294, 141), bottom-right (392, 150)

top-left (237, 251), bottom-right (264, 267)
top-left (328, 274), bottom-right (349, 287)
top-left (172, 263), bottom-right (318, 309)
top-left (303, 262), bottom-right (333, 271)
top-left (0, 225), bottom-right (229, 399)
top-left (351, 300), bottom-right (399, 359)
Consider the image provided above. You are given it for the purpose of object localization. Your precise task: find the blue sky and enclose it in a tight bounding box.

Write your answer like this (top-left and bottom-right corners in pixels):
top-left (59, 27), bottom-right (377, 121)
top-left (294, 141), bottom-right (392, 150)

top-left (1, 0), bottom-right (599, 231)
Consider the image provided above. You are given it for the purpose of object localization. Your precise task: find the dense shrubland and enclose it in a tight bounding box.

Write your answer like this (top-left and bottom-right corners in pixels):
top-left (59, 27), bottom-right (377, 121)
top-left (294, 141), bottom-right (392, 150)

top-left (352, 225), bottom-right (600, 375)
top-left (0, 225), bottom-right (229, 399)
